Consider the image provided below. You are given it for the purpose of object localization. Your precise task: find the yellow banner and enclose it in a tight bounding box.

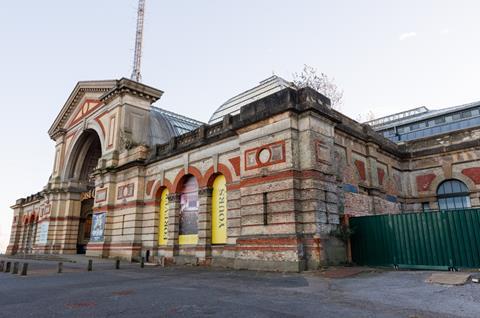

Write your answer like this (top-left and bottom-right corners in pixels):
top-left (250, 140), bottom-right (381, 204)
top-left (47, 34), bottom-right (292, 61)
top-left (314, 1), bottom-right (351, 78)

top-left (179, 234), bottom-right (199, 245)
top-left (212, 175), bottom-right (227, 244)
top-left (158, 188), bottom-right (169, 245)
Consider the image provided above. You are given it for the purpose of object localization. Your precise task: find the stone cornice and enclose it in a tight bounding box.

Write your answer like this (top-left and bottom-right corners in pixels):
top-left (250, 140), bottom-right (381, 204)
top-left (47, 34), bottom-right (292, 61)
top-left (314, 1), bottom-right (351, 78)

top-left (50, 128), bottom-right (67, 141)
top-left (100, 78), bottom-right (164, 105)
top-left (48, 80), bottom-right (117, 140)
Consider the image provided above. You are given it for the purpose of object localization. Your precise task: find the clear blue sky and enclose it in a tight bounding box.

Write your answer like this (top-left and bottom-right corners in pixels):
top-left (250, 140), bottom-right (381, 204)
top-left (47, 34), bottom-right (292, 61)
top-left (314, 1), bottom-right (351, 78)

top-left (1, 0), bottom-right (479, 252)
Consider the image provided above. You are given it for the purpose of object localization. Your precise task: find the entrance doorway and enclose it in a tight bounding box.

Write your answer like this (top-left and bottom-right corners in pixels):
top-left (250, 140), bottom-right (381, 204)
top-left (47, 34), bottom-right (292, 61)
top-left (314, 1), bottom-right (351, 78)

top-left (67, 129), bottom-right (102, 254)
top-left (77, 197), bottom-right (93, 254)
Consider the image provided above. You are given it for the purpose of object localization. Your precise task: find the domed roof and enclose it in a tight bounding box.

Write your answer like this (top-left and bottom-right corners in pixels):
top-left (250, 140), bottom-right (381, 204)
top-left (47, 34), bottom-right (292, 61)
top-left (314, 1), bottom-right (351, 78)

top-left (149, 106), bottom-right (204, 146)
top-left (208, 75), bottom-right (296, 124)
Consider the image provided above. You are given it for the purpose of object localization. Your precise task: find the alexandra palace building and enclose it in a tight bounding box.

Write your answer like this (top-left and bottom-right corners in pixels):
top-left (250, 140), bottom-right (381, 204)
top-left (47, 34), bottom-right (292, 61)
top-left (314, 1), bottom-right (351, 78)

top-left (7, 76), bottom-right (480, 271)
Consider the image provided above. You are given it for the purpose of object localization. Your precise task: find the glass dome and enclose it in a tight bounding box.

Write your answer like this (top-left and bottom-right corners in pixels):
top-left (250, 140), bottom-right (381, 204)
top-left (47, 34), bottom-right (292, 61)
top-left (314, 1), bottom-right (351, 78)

top-left (208, 75), bottom-right (296, 124)
top-left (149, 107), bottom-right (204, 145)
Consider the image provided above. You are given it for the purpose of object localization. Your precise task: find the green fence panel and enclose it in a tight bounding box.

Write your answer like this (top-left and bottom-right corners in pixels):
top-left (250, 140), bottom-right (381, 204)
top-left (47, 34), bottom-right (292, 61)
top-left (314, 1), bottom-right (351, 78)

top-left (350, 209), bottom-right (480, 269)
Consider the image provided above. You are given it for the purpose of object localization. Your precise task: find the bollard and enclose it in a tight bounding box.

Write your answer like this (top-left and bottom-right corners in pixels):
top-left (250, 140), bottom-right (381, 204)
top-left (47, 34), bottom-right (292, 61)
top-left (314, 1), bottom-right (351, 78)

top-left (0, 261), bottom-right (4, 272)
top-left (115, 259), bottom-right (120, 270)
top-left (20, 263), bottom-right (28, 276)
top-left (140, 257), bottom-right (145, 268)
top-left (5, 262), bottom-right (11, 273)
top-left (12, 262), bottom-right (19, 274)
top-left (58, 262), bottom-right (63, 274)
top-left (87, 259), bottom-right (93, 272)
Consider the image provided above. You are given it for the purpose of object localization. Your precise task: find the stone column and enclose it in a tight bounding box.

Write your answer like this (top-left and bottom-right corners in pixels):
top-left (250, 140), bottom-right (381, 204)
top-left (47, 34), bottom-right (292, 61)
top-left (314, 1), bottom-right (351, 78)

top-left (59, 192), bottom-right (82, 254)
top-left (166, 193), bottom-right (181, 260)
top-left (87, 173), bottom-right (117, 259)
top-left (6, 206), bottom-right (22, 255)
top-left (196, 187), bottom-right (212, 263)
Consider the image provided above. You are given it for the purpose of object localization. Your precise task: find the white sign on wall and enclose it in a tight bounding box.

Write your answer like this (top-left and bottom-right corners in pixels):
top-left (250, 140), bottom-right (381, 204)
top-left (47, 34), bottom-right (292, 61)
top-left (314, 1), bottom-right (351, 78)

top-left (91, 213), bottom-right (106, 242)
top-left (37, 222), bottom-right (49, 244)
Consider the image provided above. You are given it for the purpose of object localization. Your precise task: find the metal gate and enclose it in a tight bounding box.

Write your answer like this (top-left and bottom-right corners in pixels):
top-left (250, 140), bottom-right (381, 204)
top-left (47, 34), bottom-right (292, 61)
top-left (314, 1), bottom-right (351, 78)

top-left (349, 209), bottom-right (480, 270)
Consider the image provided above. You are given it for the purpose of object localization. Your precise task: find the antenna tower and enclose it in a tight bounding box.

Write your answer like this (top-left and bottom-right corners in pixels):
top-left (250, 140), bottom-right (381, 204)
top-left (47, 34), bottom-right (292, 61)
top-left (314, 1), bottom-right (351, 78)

top-left (131, 0), bottom-right (146, 82)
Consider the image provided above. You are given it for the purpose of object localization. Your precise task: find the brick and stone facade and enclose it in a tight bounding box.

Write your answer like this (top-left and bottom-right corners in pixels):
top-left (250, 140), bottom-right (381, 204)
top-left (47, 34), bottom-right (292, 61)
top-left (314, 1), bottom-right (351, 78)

top-left (7, 77), bottom-right (480, 271)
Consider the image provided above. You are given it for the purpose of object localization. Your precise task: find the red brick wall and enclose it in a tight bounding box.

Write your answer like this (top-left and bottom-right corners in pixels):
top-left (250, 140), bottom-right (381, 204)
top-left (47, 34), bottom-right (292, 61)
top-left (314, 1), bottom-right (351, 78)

top-left (416, 173), bottom-right (436, 192)
top-left (462, 167), bottom-right (480, 184)
top-left (354, 160), bottom-right (366, 181)
top-left (377, 168), bottom-right (385, 185)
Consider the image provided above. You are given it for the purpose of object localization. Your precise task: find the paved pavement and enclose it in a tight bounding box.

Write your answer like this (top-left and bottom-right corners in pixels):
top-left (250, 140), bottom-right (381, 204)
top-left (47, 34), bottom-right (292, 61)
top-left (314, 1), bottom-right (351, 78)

top-left (0, 256), bottom-right (479, 318)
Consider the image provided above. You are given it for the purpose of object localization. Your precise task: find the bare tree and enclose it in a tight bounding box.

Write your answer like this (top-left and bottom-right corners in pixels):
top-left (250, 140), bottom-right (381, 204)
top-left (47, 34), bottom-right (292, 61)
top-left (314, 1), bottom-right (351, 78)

top-left (293, 64), bottom-right (344, 109)
top-left (357, 110), bottom-right (376, 123)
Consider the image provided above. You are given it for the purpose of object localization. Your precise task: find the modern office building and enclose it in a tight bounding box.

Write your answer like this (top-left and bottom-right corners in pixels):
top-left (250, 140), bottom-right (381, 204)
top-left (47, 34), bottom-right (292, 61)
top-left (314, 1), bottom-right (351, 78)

top-left (368, 101), bottom-right (480, 143)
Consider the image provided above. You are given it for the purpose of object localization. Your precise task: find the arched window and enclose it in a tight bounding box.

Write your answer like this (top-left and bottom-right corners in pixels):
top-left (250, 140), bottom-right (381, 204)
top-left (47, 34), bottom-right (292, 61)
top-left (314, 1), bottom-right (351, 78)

top-left (158, 188), bottom-right (169, 246)
top-left (212, 175), bottom-right (227, 244)
top-left (437, 179), bottom-right (471, 210)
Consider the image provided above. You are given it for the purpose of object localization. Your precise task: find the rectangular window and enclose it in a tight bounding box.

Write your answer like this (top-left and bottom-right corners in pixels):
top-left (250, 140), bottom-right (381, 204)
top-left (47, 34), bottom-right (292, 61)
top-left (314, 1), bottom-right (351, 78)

top-left (452, 113), bottom-right (461, 121)
top-left (122, 215), bottom-right (125, 235)
top-left (263, 192), bottom-right (268, 225)
top-left (410, 123), bottom-right (420, 131)
top-left (434, 117), bottom-right (446, 124)
top-left (422, 202), bottom-right (430, 212)
top-left (461, 111), bottom-right (472, 118)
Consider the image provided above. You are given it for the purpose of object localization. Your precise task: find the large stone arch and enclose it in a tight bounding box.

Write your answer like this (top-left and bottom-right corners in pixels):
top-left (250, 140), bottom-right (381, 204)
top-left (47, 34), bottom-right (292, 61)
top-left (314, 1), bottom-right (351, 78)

top-left (59, 128), bottom-right (104, 254)
top-left (62, 119), bottom-right (105, 178)
top-left (63, 129), bottom-right (103, 184)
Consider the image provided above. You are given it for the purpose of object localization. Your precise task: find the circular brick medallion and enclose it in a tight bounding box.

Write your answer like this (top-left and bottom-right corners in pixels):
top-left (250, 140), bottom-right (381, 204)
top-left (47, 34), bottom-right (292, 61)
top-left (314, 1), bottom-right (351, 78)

top-left (258, 148), bottom-right (271, 164)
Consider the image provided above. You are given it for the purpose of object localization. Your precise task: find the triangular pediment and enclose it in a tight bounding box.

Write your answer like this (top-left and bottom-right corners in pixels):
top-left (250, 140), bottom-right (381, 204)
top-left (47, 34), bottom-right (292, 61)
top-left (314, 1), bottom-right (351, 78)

top-left (67, 99), bottom-right (103, 128)
top-left (48, 80), bottom-right (117, 139)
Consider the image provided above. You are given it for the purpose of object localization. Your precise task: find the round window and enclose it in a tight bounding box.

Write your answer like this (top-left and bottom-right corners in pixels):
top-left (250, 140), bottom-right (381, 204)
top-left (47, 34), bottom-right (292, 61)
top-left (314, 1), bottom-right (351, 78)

top-left (258, 148), bottom-right (271, 164)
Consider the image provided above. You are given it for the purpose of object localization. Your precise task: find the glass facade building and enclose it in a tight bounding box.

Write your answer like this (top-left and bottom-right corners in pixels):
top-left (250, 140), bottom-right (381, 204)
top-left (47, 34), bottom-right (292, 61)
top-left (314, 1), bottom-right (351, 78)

top-left (368, 102), bottom-right (480, 142)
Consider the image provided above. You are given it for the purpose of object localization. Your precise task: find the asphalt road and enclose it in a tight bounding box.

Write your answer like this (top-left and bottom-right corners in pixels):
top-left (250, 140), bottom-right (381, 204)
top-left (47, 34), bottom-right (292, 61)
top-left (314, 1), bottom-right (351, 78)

top-left (0, 257), bottom-right (479, 318)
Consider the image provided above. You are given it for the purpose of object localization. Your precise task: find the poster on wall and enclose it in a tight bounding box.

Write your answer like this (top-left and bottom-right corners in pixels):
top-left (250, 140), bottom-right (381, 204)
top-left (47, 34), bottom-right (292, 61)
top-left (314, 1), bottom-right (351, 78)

top-left (179, 176), bottom-right (199, 245)
top-left (37, 222), bottom-right (49, 244)
top-left (90, 213), bottom-right (106, 242)
top-left (212, 175), bottom-right (227, 244)
top-left (158, 188), bottom-right (169, 245)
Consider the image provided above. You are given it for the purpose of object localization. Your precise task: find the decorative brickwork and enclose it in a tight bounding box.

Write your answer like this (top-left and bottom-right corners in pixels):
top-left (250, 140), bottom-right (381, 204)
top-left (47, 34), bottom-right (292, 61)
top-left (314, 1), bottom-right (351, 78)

top-left (228, 157), bottom-right (241, 176)
top-left (244, 140), bottom-right (286, 170)
top-left (117, 184), bottom-right (135, 199)
top-left (416, 174), bottom-right (436, 192)
top-left (462, 167), bottom-right (480, 184)
top-left (145, 180), bottom-right (155, 195)
top-left (354, 160), bottom-right (366, 181)
top-left (377, 168), bottom-right (385, 185)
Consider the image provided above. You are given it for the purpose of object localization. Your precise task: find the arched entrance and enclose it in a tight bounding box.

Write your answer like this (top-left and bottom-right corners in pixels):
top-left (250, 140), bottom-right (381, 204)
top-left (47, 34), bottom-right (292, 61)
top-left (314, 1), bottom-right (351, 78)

top-left (77, 197), bottom-right (93, 254)
top-left (66, 129), bottom-right (102, 254)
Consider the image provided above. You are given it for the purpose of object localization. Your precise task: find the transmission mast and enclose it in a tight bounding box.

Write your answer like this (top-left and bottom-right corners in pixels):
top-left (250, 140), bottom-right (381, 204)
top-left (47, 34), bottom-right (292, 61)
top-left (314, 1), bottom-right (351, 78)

top-left (131, 0), bottom-right (146, 82)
